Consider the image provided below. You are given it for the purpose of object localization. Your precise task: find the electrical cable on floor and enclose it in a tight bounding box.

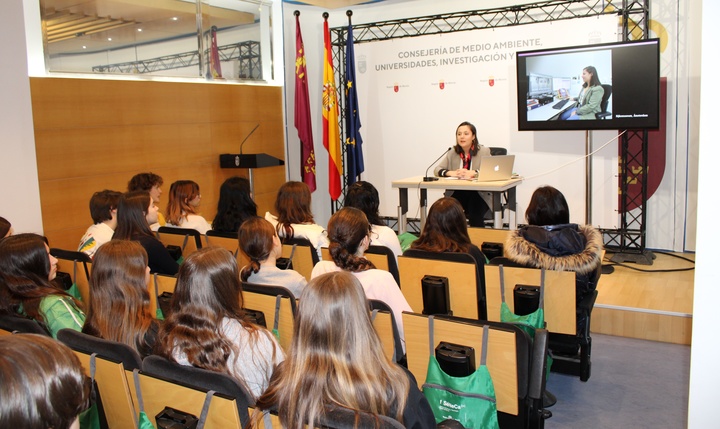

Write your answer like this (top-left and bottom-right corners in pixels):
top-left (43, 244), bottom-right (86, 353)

top-left (602, 250), bottom-right (695, 273)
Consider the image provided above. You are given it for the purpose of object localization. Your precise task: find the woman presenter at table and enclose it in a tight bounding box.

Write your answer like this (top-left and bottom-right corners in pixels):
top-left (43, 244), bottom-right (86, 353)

top-left (434, 121), bottom-right (491, 227)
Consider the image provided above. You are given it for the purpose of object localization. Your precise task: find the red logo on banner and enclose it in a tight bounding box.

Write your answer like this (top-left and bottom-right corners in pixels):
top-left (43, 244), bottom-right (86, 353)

top-left (394, 83), bottom-right (399, 93)
top-left (439, 80), bottom-right (445, 90)
top-left (489, 76), bottom-right (495, 87)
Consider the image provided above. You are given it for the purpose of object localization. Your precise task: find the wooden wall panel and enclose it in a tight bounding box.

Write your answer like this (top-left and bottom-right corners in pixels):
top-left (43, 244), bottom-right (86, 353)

top-left (31, 78), bottom-right (286, 251)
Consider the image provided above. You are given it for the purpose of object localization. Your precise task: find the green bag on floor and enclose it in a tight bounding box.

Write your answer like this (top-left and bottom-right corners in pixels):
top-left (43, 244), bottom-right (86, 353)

top-left (422, 316), bottom-right (500, 429)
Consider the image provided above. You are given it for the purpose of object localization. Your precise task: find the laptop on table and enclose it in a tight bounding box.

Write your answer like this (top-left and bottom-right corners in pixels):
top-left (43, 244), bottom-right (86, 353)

top-left (475, 155), bottom-right (515, 182)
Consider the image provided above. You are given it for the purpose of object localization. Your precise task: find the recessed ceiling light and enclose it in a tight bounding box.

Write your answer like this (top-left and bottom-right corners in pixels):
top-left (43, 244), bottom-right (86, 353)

top-left (172, 17), bottom-right (178, 21)
top-left (137, 28), bottom-right (143, 32)
top-left (82, 45), bottom-right (87, 49)
top-left (107, 37), bottom-right (112, 41)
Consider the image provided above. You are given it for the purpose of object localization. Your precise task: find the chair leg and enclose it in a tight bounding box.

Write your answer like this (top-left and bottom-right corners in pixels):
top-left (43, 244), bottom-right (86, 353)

top-left (579, 335), bottom-right (591, 382)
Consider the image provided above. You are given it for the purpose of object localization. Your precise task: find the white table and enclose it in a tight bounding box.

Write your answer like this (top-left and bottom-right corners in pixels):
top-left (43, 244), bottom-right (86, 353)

top-left (391, 176), bottom-right (523, 233)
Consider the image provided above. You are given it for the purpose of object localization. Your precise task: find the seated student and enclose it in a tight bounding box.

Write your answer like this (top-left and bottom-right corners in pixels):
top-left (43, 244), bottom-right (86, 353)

top-left (0, 334), bottom-right (88, 429)
top-left (0, 216), bottom-right (12, 238)
top-left (165, 180), bottom-right (212, 235)
top-left (77, 189), bottom-right (122, 258)
top-left (239, 217), bottom-right (307, 297)
top-left (155, 246), bottom-right (284, 399)
top-left (344, 181), bottom-right (402, 263)
top-left (114, 191), bottom-right (179, 276)
top-left (265, 181), bottom-right (328, 259)
top-left (493, 185), bottom-right (603, 332)
top-left (254, 272), bottom-right (435, 429)
top-left (311, 207), bottom-right (411, 351)
top-left (82, 240), bottom-right (159, 358)
top-left (212, 176), bottom-right (258, 234)
top-left (128, 172), bottom-right (166, 230)
top-left (0, 233), bottom-right (85, 338)
top-left (410, 197), bottom-right (487, 267)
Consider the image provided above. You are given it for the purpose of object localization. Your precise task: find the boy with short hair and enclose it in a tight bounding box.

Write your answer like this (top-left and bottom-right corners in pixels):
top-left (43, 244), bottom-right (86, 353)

top-left (78, 190), bottom-right (122, 258)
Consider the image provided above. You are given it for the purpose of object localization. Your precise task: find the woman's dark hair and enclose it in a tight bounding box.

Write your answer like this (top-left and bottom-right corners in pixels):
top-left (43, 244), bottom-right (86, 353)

top-left (128, 172), bottom-right (163, 192)
top-left (114, 191), bottom-right (154, 240)
top-left (525, 186), bottom-right (570, 226)
top-left (583, 66), bottom-right (602, 88)
top-left (344, 181), bottom-right (382, 226)
top-left (0, 334), bottom-right (89, 429)
top-left (274, 181), bottom-right (314, 239)
top-left (0, 233), bottom-right (79, 323)
top-left (212, 177), bottom-right (257, 233)
top-left (327, 207), bottom-right (375, 273)
top-left (238, 217), bottom-right (276, 282)
top-left (411, 197), bottom-right (473, 253)
top-left (0, 216), bottom-right (11, 238)
top-left (454, 121), bottom-right (480, 156)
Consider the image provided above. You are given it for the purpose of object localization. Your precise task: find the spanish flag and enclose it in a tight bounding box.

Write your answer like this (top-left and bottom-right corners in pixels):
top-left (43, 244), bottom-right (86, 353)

top-left (322, 15), bottom-right (342, 201)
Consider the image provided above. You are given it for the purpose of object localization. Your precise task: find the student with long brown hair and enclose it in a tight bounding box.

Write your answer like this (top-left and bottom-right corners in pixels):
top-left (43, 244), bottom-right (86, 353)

top-left (82, 239), bottom-right (159, 357)
top-left (265, 181), bottom-right (328, 258)
top-left (310, 207), bottom-right (411, 350)
top-left (255, 272), bottom-right (435, 429)
top-left (155, 246), bottom-right (284, 399)
top-left (239, 217), bottom-right (306, 297)
top-left (165, 180), bottom-right (212, 234)
top-left (114, 190), bottom-right (179, 275)
top-left (0, 233), bottom-right (85, 338)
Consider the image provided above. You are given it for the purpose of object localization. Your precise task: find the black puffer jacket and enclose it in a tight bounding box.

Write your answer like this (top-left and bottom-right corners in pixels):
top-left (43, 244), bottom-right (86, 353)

top-left (502, 224), bottom-right (603, 304)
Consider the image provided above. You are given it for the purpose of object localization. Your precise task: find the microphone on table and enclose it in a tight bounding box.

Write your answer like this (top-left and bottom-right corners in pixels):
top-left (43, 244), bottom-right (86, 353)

top-left (423, 147), bottom-right (452, 182)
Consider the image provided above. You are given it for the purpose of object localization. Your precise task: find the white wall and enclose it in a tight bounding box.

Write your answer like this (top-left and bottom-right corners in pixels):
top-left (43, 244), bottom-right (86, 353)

top-left (687, 1), bottom-right (716, 426)
top-left (0, 1), bottom-right (43, 235)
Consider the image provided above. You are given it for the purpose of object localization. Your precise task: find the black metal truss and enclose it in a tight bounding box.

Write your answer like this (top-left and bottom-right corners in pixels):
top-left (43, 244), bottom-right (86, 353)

top-left (329, 0), bottom-right (652, 255)
top-left (92, 41), bottom-right (262, 79)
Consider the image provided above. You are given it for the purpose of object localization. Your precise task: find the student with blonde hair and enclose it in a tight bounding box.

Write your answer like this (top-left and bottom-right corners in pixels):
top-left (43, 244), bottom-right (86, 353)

top-left (255, 271), bottom-right (435, 429)
top-left (155, 246), bottom-right (284, 398)
top-left (82, 239), bottom-right (159, 357)
top-left (239, 217), bottom-right (306, 297)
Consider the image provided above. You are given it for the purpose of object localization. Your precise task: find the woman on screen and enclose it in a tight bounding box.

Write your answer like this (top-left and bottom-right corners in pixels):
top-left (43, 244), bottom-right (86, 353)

top-left (434, 121), bottom-right (492, 227)
top-left (560, 66), bottom-right (605, 120)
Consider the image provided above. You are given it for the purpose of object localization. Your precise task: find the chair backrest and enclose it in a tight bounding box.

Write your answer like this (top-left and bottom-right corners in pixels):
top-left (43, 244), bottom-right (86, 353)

top-left (241, 282), bottom-right (297, 351)
top-left (599, 84), bottom-right (613, 112)
top-left (57, 329), bottom-right (142, 429)
top-left (140, 355), bottom-right (252, 428)
top-left (0, 313), bottom-right (50, 336)
top-left (205, 230), bottom-right (251, 269)
top-left (280, 237), bottom-right (318, 281)
top-left (369, 299), bottom-right (404, 363)
top-left (252, 406), bottom-right (406, 429)
top-left (156, 226), bottom-right (202, 259)
top-left (484, 265), bottom-right (577, 335)
top-left (467, 227), bottom-right (511, 254)
top-left (366, 245), bottom-right (401, 286)
top-left (149, 273), bottom-right (178, 319)
top-left (489, 147), bottom-right (508, 156)
top-left (402, 312), bottom-right (539, 426)
top-left (50, 248), bottom-right (92, 304)
top-left (399, 249), bottom-right (486, 319)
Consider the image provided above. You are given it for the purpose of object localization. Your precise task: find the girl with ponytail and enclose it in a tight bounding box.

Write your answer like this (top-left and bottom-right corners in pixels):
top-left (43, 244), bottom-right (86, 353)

top-left (310, 207), bottom-right (412, 351)
top-left (238, 217), bottom-right (307, 297)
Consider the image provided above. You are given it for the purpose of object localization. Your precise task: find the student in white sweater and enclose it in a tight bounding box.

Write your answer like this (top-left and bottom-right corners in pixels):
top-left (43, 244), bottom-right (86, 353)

top-left (311, 207), bottom-right (412, 351)
top-left (239, 217), bottom-right (307, 298)
top-left (164, 180), bottom-right (212, 235)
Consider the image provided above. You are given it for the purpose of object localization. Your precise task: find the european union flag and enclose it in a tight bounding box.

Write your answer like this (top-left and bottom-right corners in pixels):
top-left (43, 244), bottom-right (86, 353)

top-left (345, 20), bottom-right (364, 185)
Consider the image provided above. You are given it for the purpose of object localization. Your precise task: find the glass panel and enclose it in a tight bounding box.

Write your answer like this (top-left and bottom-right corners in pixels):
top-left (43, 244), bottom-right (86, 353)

top-left (40, 0), bottom-right (268, 81)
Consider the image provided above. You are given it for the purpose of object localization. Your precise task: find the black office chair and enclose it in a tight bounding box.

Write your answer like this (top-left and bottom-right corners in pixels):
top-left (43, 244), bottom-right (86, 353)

top-left (595, 84), bottom-right (613, 119)
top-left (489, 147), bottom-right (508, 156)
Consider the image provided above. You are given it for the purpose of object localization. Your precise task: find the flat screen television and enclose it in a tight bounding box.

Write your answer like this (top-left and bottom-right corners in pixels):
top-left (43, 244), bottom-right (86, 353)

top-left (516, 39), bottom-right (660, 131)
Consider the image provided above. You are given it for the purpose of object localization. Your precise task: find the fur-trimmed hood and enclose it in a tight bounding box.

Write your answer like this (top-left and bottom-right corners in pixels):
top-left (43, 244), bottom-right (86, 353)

top-left (505, 224), bottom-right (603, 275)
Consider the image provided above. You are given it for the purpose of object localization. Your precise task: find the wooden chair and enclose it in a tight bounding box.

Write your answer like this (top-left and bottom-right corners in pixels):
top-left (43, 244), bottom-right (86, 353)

top-left (205, 230), bottom-right (251, 269)
top-left (484, 264), bottom-right (595, 381)
top-left (398, 249), bottom-right (486, 319)
top-left (138, 355), bottom-right (253, 429)
top-left (369, 299), bottom-right (404, 364)
top-left (156, 226), bottom-right (202, 259)
top-left (280, 237), bottom-right (319, 281)
top-left (402, 312), bottom-right (548, 429)
top-left (50, 248), bottom-right (92, 304)
top-left (149, 273), bottom-right (177, 319)
top-left (57, 329), bottom-right (142, 429)
top-left (321, 245), bottom-right (400, 286)
top-left (467, 227), bottom-right (512, 258)
top-left (241, 282), bottom-right (297, 351)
